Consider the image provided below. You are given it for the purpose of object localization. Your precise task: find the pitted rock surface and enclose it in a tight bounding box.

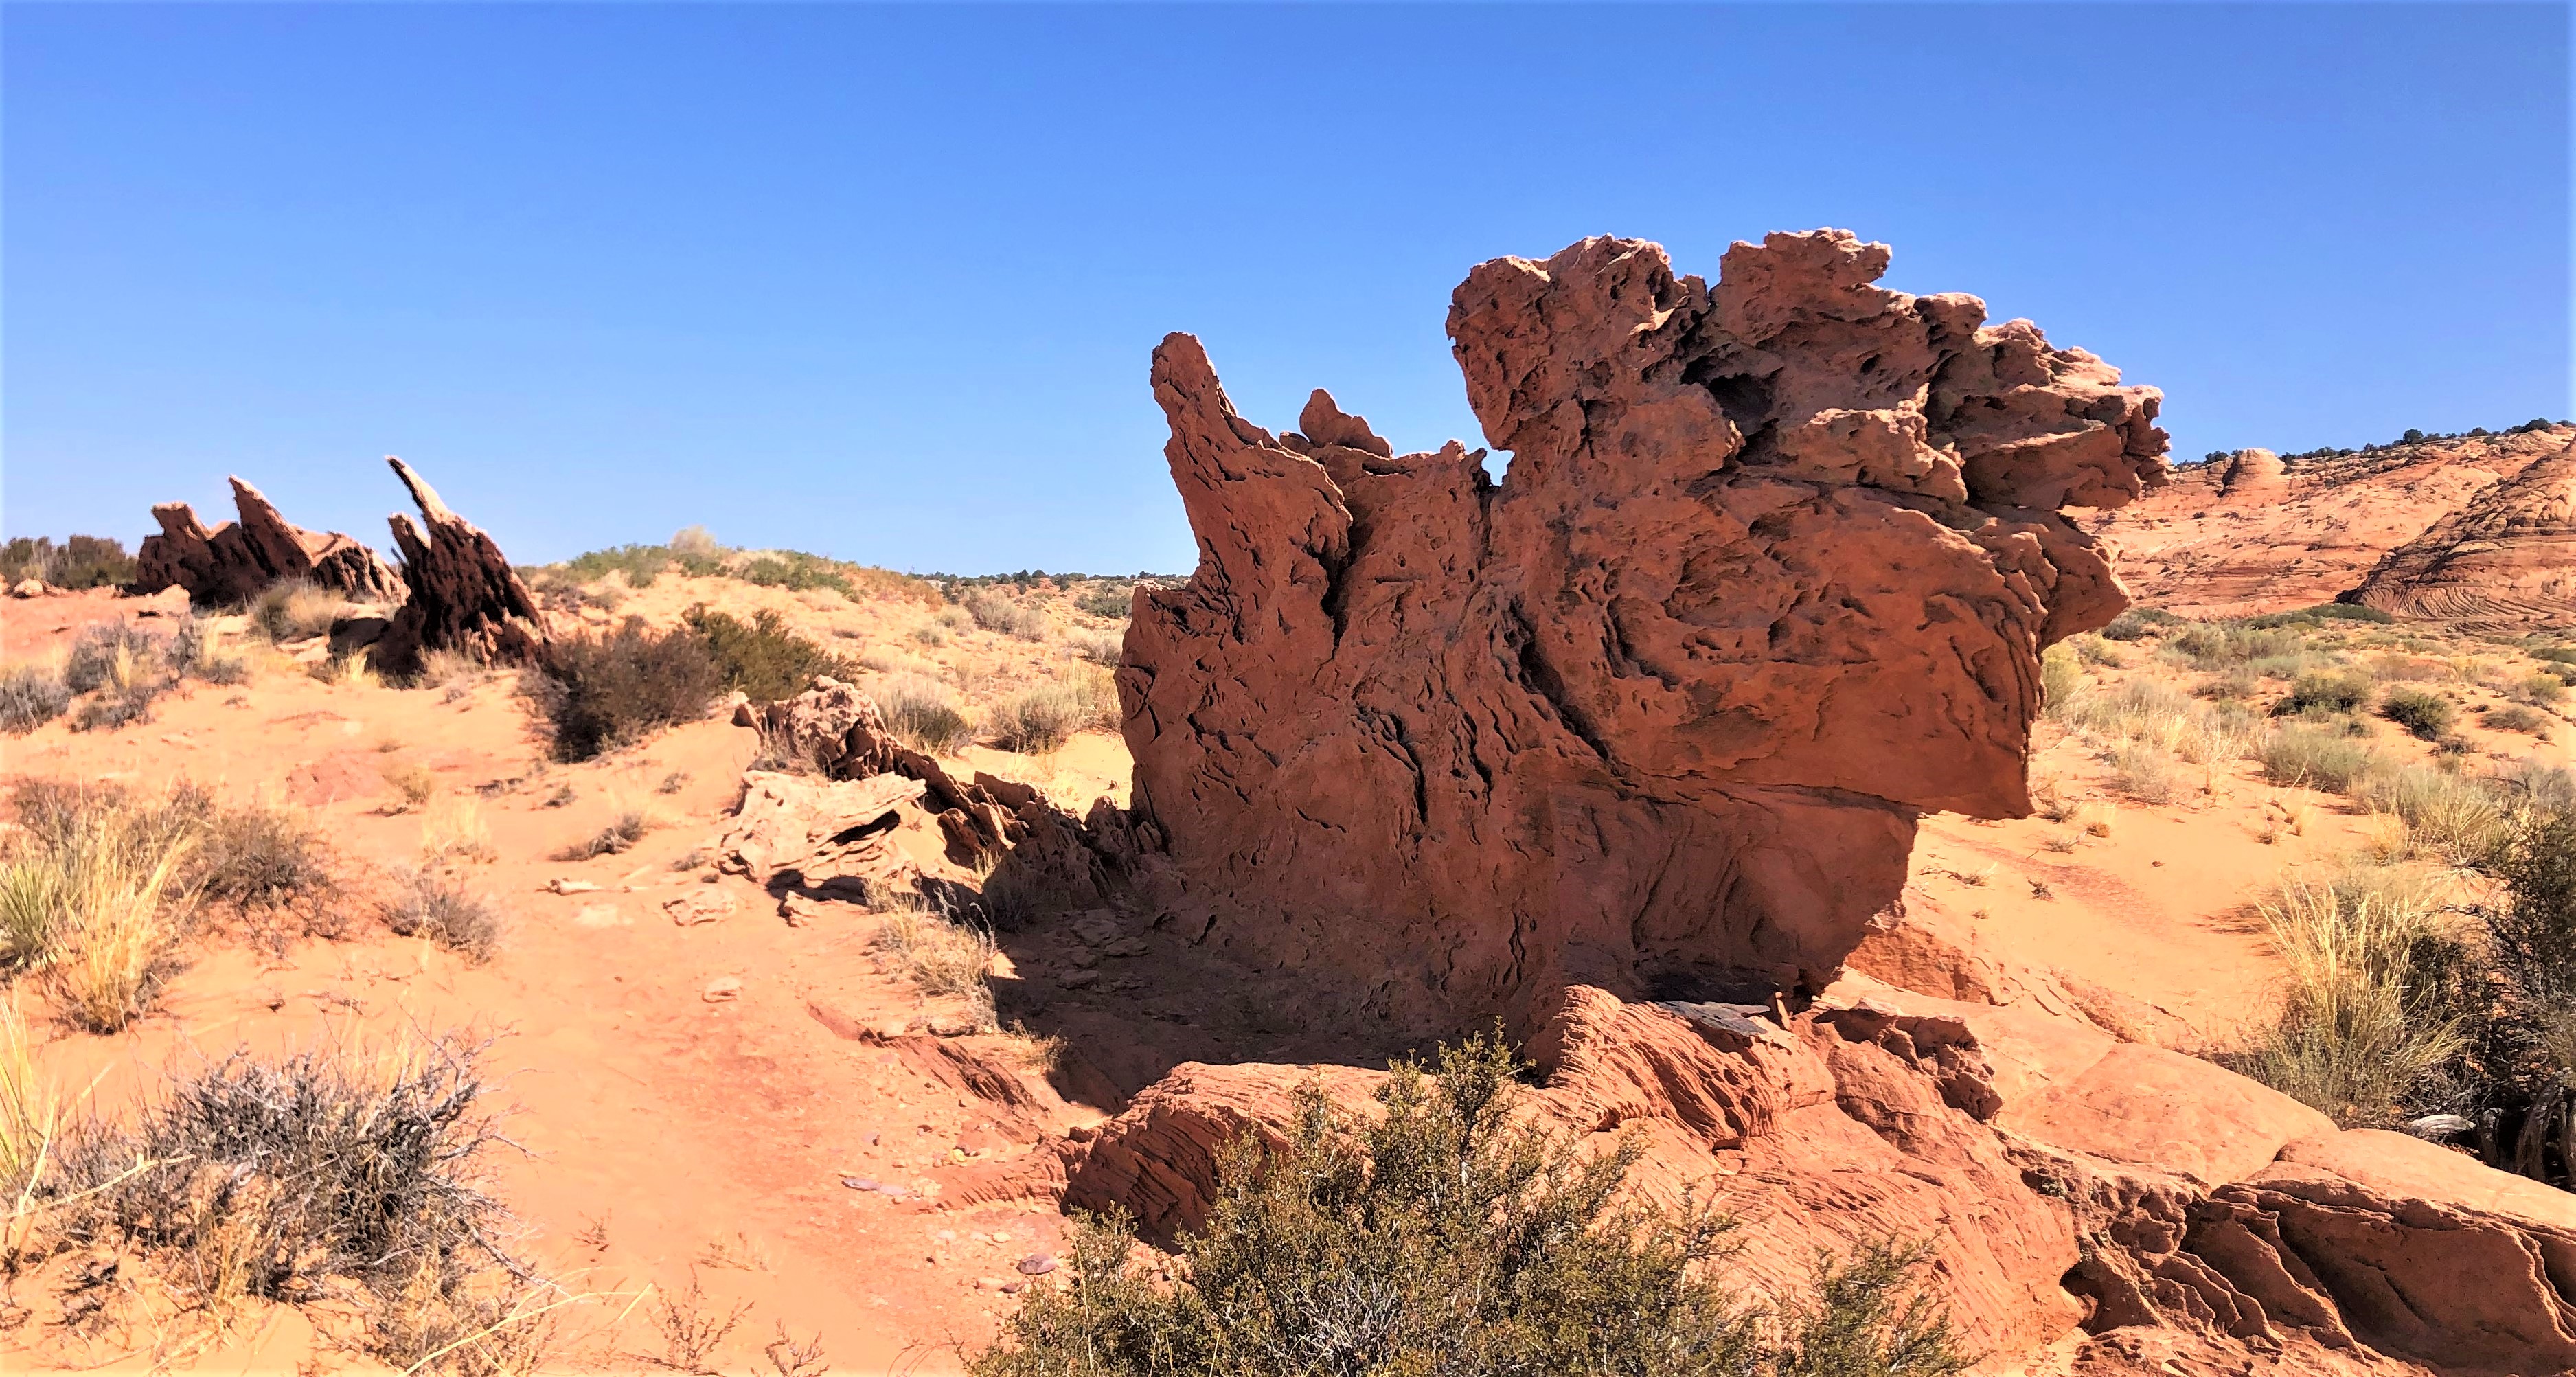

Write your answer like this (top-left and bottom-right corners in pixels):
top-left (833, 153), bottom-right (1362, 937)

top-left (1119, 229), bottom-right (2167, 1029)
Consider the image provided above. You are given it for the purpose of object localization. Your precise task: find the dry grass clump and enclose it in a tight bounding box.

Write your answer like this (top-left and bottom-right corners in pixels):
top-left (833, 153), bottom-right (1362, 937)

top-left (192, 799), bottom-right (334, 911)
top-left (242, 579), bottom-right (348, 644)
top-left (383, 870), bottom-right (505, 963)
top-left (873, 898), bottom-right (997, 1029)
top-left (987, 681), bottom-right (1104, 754)
top-left (2513, 672), bottom-right (2569, 709)
top-left (2483, 703), bottom-right (2554, 736)
top-left (521, 619), bottom-right (725, 763)
top-left (555, 809), bottom-right (654, 863)
top-left (2357, 766), bottom-right (2513, 867)
top-left (972, 1031), bottom-right (1963, 1377)
top-left (0, 784), bottom-right (203, 1033)
top-left (2236, 877), bottom-right (2475, 1128)
top-left (1067, 626), bottom-right (1124, 667)
top-left (2259, 726), bottom-right (2385, 794)
top-left (2106, 742), bottom-right (2180, 805)
top-left (28, 1030), bottom-right (554, 1371)
top-left (873, 672), bottom-right (975, 755)
top-left (964, 590), bottom-right (1051, 641)
top-left (420, 797), bottom-right (499, 867)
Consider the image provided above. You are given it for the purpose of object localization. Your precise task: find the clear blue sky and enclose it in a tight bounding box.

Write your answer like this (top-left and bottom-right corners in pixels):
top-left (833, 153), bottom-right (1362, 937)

top-left (6, 3), bottom-right (2568, 575)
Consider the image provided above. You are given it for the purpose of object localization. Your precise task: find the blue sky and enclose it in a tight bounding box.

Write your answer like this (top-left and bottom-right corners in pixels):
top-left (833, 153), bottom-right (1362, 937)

top-left (5, 3), bottom-right (2568, 575)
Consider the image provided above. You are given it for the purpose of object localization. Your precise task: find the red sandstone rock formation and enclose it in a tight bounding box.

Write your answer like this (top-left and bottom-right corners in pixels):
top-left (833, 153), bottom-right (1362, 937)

top-left (2347, 432), bottom-right (2576, 630)
top-left (1118, 230), bottom-right (2167, 1032)
top-left (372, 457), bottom-right (549, 677)
top-left (2088, 426), bottom-right (2575, 619)
top-left (133, 477), bottom-right (407, 606)
top-left (979, 977), bottom-right (2574, 1375)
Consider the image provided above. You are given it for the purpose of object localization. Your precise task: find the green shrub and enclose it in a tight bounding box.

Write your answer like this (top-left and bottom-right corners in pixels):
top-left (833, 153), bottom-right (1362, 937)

top-left (1077, 584), bottom-right (1136, 619)
top-left (2277, 670), bottom-right (2373, 717)
top-left (971, 1031), bottom-right (1963, 1377)
top-left (2097, 607), bottom-right (2180, 641)
top-left (0, 534), bottom-right (137, 590)
top-left (2378, 686), bottom-right (2458, 740)
top-left (2242, 603), bottom-right (2393, 628)
top-left (2260, 727), bottom-right (2385, 793)
top-left (520, 619), bottom-right (725, 762)
top-left (684, 605), bottom-right (860, 701)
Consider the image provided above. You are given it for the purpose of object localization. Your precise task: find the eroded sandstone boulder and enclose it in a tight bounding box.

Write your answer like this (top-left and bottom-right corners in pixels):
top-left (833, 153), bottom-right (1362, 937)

top-left (2347, 433), bottom-right (2576, 630)
top-left (1120, 229), bottom-right (2167, 1031)
top-left (134, 477), bottom-right (407, 605)
top-left (372, 457), bottom-right (549, 677)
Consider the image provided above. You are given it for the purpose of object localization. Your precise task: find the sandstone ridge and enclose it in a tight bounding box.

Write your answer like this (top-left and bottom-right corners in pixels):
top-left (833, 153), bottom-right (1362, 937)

top-left (2089, 425), bottom-right (2576, 620)
top-left (134, 476), bottom-right (407, 605)
top-left (1117, 229), bottom-right (2169, 1032)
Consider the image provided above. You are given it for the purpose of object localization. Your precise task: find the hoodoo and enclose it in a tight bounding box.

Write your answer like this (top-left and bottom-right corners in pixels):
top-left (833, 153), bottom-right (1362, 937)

top-left (1117, 229), bottom-right (2169, 1031)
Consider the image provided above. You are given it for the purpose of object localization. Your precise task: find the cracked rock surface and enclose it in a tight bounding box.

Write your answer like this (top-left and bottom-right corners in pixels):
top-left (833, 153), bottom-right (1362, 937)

top-left (1119, 229), bottom-right (2167, 1032)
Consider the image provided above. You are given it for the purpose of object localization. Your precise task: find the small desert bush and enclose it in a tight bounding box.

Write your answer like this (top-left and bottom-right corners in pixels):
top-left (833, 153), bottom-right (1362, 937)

top-left (2055, 676), bottom-right (2259, 765)
top-left (1077, 584), bottom-right (1136, 619)
top-left (243, 579), bottom-right (347, 643)
top-left (0, 787), bottom-right (200, 1032)
top-left (972, 1031), bottom-right (1963, 1377)
top-left (0, 534), bottom-right (137, 590)
top-left (988, 683), bottom-right (1093, 754)
top-left (965, 590), bottom-right (1051, 641)
top-left (1067, 626), bottom-right (1125, 667)
top-left (2514, 672), bottom-right (2569, 709)
top-left (2259, 727), bottom-right (2386, 794)
top-left (383, 870), bottom-right (505, 962)
top-left (0, 665), bottom-right (71, 734)
top-left (873, 672), bottom-right (975, 755)
top-left (2106, 742), bottom-right (2180, 804)
top-left (45, 1030), bottom-right (547, 1367)
top-left (2377, 685), bottom-right (2458, 740)
top-left (2484, 703), bottom-right (2554, 736)
top-left (2174, 624), bottom-right (2303, 668)
top-left (684, 605), bottom-right (859, 702)
top-left (2276, 670), bottom-right (2373, 717)
top-left (2097, 606), bottom-right (2180, 641)
top-left (63, 619), bottom-right (166, 694)
top-left (193, 800), bottom-right (334, 909)
top-left (2237, 880), bottom-right (2476, 1128)
top-left (521, 618), bottom-right (725, 762)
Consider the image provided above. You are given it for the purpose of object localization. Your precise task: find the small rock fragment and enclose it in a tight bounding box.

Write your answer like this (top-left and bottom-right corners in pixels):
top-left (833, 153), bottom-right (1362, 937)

top-left (549, 878), bottom-right (602, 894)
top-left (1016, 1255), bottom-right (1057, 1276)
top-left (666, 891), bottom-right (736, 926)
top-left (702, 976), bottom-right (743, 1003)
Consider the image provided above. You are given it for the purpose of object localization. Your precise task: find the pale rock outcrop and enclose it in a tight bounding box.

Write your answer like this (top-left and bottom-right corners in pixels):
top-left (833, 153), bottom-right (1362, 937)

top-left (2217, 447), bottom-right (2288, 499)
top-left (713, 771), bottom-right (928, 903)
top-left (372, 457), bottom-right (549, 677)
top-left (2347, 433), bottom-right (2576, 629)
top-left (1119, 229), bottom-right (2167, 1032)
top-left (134, 477), bottom-right (407, 605)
